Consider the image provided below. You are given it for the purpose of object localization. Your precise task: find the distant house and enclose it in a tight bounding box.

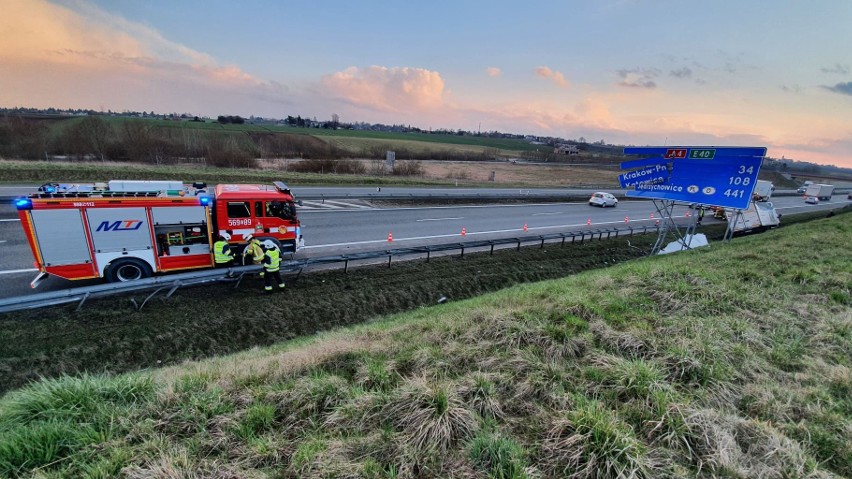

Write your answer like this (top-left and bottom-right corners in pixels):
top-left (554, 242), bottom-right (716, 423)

top-left (555, 144), bottom-right (580, 155)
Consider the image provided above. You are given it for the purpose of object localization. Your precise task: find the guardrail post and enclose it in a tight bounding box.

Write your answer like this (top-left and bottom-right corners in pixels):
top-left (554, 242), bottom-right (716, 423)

top-left (460, 245), bottom-right (465, 259)
top-left (387, 254), bottom-right (392, 268)
top-left (516, 239), bottom-right (522, 251)
top-left (344, 259), bottom-right (349, 273)
top-left (75, 292), bottom-right (91, 312)
top-left (490, 243), bottom-right (495, 255)
top-left (426, 248), bottom-right (431, 263)
top-left (540, 237), bottom-right (545, 248)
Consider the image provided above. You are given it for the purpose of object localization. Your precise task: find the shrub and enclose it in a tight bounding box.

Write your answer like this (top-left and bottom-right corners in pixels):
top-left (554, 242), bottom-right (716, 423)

top-left (391, 160), bottom-right (424, 176)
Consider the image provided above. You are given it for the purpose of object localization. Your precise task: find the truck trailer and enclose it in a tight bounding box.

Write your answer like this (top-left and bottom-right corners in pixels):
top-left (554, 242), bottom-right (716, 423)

top-left (726, 201), bottom-right (781, 235)
top-left (752, 180), bottom-right (774, 202)
top-left (804, 184), bottom-right (834, 201)
top-left (15, 180), bottom-right (302, 287)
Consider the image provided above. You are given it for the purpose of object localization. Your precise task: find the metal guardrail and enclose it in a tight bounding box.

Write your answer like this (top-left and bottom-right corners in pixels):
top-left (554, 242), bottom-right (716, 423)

top-left (0, 224), bottom-right (659, 314)
top-left (4, 188), bottom-right (837, 203)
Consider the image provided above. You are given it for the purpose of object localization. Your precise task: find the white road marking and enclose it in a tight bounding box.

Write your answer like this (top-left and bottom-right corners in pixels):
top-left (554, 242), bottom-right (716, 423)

top-left (532, 212), bottom-right (561, 216)
top-left (415, 217), bottom-right (464, 222)
top-left (300, 200), bottom-right (344, 209)
top-left (321, 200), bottom-right (373, 209)
top-left (0, 219), bottom-right (21, 222)
top-left (0, 268), bottom-right (38, 276)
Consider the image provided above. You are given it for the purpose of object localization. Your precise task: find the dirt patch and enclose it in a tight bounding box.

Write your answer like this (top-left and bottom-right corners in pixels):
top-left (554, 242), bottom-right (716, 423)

top-left (256, 158), bottom-right (622, 187)
top-left (417, 160), bottom-right (621, 187)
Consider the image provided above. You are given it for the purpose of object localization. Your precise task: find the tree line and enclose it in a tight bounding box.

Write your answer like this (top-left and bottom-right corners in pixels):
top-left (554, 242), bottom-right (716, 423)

top-left (0, 115), bottom-right (508, 170)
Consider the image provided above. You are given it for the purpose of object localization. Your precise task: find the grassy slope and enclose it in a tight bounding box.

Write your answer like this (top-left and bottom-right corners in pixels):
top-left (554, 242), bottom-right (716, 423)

top-left (0, 214), bottom-right (849, 478)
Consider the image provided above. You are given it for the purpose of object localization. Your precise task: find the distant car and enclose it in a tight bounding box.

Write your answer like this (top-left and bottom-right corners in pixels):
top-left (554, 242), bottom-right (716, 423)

top-left (805, 196), bottom-right (819, 205)
top-left (848, 192), bottom-right (852, 200)
top-left (589, 192), bottom-right (618, 207)
top-left (797, 187), bottom-right (807, 194)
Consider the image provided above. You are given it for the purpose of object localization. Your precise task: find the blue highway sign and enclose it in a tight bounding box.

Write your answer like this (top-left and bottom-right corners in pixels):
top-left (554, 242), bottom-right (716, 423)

top-left (618, 163), bottom-right (669, 188)
top-left (621, 146), bottom-right (766, 209)
top-left (620, 156), bottom-right (667, 170)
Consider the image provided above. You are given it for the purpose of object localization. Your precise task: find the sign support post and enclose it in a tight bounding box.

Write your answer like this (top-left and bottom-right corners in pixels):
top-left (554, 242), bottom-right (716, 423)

top-left (620, 146), bottom-right (767, 254)
top-left (649, 199), bottom-right (700, 255)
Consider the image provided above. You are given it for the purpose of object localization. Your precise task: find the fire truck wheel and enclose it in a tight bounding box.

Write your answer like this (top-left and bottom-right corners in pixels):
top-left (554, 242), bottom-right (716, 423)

top-left (106, 258), bottom-right (152, 283)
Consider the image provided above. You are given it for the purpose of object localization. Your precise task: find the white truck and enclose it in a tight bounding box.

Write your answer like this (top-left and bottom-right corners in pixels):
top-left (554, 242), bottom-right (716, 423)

top-left (804, 184), bottom-right (834, 201)
top-left (752, 180), bottom-right (774, 202)
top-left (727, 201), bottom-right (781, 235)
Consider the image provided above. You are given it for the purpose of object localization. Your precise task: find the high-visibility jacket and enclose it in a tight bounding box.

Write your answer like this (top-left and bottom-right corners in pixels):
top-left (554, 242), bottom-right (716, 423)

top-left (263, 249), bottom-right (280, 272)
top-left (213, 240), bottom-right (233, 264)
top-left (244, 240), bottom-right (264, 263)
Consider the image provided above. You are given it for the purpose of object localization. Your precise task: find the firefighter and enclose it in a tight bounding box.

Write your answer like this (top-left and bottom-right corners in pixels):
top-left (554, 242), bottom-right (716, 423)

top-left (242, 234), bottom-right (266, 278)
top-left (697, 206), bottom-right (705, 225)
top-left (213, 233), bottom-right (234, 267)
top-left (261, 240), bottom-right (286, 292)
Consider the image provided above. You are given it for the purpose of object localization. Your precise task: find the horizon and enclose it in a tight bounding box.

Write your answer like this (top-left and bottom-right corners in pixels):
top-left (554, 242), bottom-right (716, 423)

top-left (1, 0), bottom-right (851, 168)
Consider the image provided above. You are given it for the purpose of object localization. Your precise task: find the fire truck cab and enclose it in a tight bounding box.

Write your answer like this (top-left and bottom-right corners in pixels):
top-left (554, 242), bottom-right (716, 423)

top-left (214, 181), bottom-right (300, 252)
top-left (15, 180), bottom-right (301, 287)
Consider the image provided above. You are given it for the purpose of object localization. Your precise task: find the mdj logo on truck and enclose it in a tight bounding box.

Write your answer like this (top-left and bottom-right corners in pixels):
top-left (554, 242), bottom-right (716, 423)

top-left (96, 220), bottom-right (144, 231)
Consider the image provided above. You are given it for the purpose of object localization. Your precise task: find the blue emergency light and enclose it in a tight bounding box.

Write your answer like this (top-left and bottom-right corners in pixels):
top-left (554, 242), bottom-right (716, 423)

top-left (198, 195), bottom-right (212, 206)
top-left (14, 198), bottom-right (32, 210)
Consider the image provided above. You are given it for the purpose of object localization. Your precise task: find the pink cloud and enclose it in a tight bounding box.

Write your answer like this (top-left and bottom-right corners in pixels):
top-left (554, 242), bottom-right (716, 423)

top-left (0, 0), bottom-right (286, 113)
top-left (321, 66), bottom-right (446, 112)
top-left (486, 67), bottom-right (502, 77)
top-left (534, 66), bottom-right (569, 88)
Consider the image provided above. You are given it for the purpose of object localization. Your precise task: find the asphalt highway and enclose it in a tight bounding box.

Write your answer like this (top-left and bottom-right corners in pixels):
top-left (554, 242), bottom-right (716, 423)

top-left (0, 193), bottom-right (848, 299)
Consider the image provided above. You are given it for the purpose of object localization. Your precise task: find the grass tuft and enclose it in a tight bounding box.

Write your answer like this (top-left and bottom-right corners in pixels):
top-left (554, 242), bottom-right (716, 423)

top-left (468, 430), bottom-right (530, 479)
top-left (542, 397), bottom-right (655, 478)
top-left (382, 377), bottom-right (477, 457)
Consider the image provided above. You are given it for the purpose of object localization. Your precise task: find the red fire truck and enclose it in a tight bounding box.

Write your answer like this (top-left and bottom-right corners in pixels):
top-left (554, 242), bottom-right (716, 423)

top-left (15, 180), bottom-right (302, 287)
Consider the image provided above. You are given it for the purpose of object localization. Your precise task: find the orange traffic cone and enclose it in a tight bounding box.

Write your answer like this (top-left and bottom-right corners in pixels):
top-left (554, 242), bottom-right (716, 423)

top-left (387, 231), bottom-right (393, 242)
top-left (685, 211), bottom-right (691, 217)
top-left (587, 218), bottom-right (592, 225)
top-left (461, 227), bottom-right (467, 236)
top-left (624, 216), bottom-right (629, 223)
top-left (523, 223), bottom-right (528, 232)
top-left (655, 219), bottom-right (661, 226)
top-left (650, 213), bottom-right (655, 219)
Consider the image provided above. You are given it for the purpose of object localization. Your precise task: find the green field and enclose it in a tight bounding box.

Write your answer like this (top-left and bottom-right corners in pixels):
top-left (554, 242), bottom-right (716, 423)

top-left (0, 211), bottom-right (849, 478)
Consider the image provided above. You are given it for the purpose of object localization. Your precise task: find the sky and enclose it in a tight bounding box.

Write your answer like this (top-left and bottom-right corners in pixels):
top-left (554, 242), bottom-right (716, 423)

top-left (1, 0), bottom-right (851, 168)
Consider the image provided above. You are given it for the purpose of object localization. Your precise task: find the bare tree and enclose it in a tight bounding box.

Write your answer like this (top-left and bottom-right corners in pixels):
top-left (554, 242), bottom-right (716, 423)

top-left (121, 120), bottom-right (154, 162)
top-left (63, 116), bottom-right (114, 161)
top-left (1, 116), bottom-right (48, 159)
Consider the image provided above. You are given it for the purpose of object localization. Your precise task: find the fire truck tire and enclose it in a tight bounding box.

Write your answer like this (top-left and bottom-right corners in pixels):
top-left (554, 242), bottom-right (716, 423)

top-left (106, 258), bottom-right (152, 283)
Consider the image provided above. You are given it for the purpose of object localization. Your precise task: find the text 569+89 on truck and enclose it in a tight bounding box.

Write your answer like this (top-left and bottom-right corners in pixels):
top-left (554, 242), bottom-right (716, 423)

top-left (14, 180), bottom-right (302, 288)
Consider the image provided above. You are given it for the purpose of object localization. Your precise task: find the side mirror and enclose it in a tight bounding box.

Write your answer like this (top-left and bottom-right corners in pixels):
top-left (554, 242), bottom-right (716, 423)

top-left (297, 200), bottom-right (303, 206)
